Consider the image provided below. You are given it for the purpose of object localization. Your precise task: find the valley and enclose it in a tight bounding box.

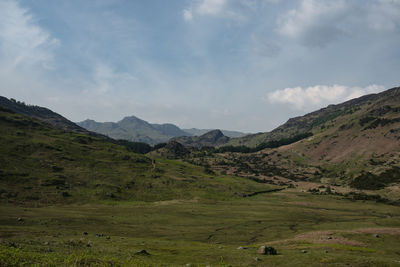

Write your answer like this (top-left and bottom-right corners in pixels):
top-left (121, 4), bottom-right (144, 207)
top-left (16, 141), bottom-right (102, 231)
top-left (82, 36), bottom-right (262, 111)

top-left (1, 88), bottom-right (400, 266)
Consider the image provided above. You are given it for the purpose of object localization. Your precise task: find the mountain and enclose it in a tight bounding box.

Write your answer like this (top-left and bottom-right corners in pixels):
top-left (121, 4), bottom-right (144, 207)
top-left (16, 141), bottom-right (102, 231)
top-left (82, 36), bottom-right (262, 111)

top-left (228, 86), bottom-right (400, 148)
top-left (183, 128), bottom-right (247, 138)
top-left (0, 96), bottom-right (88, 134)
top-left (172, 129), bottom-right (230, 148)
top-left (78, 116), bottom-right (190, 145)
top-left (201, 86), bottom-right (400, 191)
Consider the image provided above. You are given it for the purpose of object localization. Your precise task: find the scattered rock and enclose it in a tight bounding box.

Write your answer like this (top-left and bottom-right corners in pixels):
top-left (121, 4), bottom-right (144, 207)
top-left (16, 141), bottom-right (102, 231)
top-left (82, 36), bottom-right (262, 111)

top-left (135, 249), bottom-right (150, 255)
top-left (218, 246), bottom-right (223, 249)
top-left (254, 257), bottom-right (261, 261)
top-left (106, 236), bottom-right (110, 240)
top-left (374, 234), bottom-right (380, 238)
top-left (327, 236), bottom-right (332, 240)
top-left (96, 233), bottom-right (104, 237)
top-left (237, 246), bottom-right (245, 250)
top-left (257, 246), bottom-right (277, 255)
top-left (185, 264), bottom-right (192, 267)
top-left (17, 217), bottom-right (23, 222)
top-left (325, 250), bottom-right (329, 253)
top-left (83, 232), bottom-right (88, 235)
top-left (301, 250), bottom-right (307, 253)
top-left (44, 241), bottom-right (49, 245)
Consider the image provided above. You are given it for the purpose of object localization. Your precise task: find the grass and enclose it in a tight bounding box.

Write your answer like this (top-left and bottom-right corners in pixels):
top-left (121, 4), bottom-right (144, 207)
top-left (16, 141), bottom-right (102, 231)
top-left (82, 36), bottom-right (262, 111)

top-left (1, 191), bottom-right (400, 266)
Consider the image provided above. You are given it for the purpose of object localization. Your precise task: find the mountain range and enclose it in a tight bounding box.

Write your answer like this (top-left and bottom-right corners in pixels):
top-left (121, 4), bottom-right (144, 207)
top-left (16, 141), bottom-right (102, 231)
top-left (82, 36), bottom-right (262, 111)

top-left (77, 117), bottom-right (247, 145)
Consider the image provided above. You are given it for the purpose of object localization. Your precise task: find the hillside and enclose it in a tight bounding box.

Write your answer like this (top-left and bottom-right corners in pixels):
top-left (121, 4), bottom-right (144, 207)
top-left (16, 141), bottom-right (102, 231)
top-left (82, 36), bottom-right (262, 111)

top-left (191, 86), bottom-right (400, 193)
top-left (172, 129), bottom-right (230, 148)
top-left (0, 96), bottom-right (88, 134)
top-left (228, 86), bottom-right (400, 148)
top-left (78, 116), bottom-right (190, 145)
top-left (0, 108), bottom-right (272, 204)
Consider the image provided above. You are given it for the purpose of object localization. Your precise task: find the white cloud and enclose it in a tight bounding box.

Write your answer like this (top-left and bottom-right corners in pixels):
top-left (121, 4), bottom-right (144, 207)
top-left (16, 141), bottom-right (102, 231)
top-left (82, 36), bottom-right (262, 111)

top-left (0, 0), bottom-right (59, 72)
top-left (267, 84), bottom-right (385, 110)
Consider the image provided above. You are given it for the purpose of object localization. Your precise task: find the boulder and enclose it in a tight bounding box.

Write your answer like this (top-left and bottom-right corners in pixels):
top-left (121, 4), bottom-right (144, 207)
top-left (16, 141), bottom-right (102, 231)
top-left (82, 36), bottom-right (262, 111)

top-left (257, 246), bottom-right (277, 255)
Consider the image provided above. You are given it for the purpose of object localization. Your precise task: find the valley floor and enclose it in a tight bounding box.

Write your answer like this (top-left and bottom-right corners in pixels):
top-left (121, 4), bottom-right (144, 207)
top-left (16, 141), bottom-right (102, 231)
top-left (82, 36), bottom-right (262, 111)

top-left (1, 190), bottom-right (400, 266)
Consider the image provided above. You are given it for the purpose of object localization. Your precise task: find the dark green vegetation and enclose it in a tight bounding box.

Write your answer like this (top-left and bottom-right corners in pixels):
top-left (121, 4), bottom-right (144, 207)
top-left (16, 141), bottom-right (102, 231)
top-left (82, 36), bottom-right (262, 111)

top-left (216, 132), bottom-right (313, 153)
top-left (350, 167), bottom-right (400, 190)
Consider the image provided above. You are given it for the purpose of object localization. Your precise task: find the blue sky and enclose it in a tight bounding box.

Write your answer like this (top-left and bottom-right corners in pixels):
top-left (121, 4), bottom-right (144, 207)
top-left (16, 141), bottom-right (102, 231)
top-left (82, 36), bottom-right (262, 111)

top-left (0, 0), bottom-right (399, 132)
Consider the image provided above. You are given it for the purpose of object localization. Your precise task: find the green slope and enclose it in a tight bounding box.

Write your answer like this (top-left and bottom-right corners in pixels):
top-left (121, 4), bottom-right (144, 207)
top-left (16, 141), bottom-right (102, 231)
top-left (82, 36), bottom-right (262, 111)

top-left (0, 108), bottom-right (275, 205)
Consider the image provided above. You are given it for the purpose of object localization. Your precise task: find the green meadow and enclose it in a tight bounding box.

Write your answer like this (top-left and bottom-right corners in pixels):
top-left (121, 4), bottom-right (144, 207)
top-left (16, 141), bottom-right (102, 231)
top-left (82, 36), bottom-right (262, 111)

top-left (1, 191), bottom-right (400, 266)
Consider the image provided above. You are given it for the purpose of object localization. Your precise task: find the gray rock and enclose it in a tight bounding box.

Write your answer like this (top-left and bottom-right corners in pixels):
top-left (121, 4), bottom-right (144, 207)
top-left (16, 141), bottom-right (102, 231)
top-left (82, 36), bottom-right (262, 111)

top-left (301, 250), bottom-right (307, 253)
top-left (257, 245), bottom-right (277, 255)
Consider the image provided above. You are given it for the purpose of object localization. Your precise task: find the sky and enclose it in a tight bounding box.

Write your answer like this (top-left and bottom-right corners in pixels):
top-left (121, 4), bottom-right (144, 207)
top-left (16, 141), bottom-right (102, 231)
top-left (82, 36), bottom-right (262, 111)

top-left (0, 0), bottom-right (399, 133)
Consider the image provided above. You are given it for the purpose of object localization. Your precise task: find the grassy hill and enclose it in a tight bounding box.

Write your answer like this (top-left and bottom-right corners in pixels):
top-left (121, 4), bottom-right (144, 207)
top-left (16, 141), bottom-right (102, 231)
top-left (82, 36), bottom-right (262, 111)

top-left (0, 96), bottom-right (88, 134)
top-left (0, 108), bottom-right (275, 205)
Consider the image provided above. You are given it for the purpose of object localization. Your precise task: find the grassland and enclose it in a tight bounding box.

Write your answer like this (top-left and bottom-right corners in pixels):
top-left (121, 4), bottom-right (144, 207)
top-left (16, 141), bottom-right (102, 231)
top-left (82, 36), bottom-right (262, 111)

top-left (1, 191), bottom-right (400, 266)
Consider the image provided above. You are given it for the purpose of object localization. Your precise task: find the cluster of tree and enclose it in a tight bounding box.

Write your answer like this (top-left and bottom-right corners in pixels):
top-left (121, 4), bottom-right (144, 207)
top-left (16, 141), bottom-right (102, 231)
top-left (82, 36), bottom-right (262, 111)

top-left (215, 132), bottom-right (313, 154)
top-left (114, 140), bottom-right (170, 154)
top-left (350, 166), bottom-right (400, 190)
top-left (115, 140), bottom-right (153, 154)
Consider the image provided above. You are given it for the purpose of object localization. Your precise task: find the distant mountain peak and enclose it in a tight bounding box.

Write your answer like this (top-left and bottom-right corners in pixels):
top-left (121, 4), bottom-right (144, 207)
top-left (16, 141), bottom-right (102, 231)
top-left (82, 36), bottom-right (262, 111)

top-left (172, 129), bottom-right (230, 148)
top-left (200, 129), bottom-right (224, 140)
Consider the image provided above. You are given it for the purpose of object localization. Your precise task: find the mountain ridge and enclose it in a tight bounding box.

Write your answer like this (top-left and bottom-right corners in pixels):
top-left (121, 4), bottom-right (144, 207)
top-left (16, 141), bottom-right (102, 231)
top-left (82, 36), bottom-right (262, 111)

top-left (77, 116), bottom-right (248, 145)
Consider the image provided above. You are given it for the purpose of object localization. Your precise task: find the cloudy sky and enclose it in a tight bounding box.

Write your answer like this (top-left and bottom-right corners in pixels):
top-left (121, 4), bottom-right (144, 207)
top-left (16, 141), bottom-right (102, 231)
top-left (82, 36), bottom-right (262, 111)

top-left (0, 0), bottom-right (399, 132)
